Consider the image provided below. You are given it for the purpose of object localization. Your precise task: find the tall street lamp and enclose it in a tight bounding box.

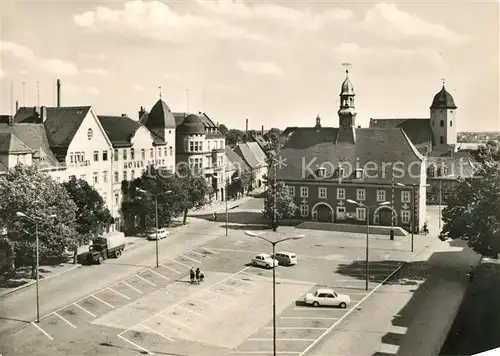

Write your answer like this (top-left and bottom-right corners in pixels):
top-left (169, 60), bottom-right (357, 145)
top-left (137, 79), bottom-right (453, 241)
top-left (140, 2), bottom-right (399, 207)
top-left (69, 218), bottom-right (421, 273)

top-left (396, 183), bottom-right (416, 253)
top-left (437, 174), bottom-right (453, 230)
top-left (346, 200), bottom-right (390, 291)
top-left (16, 211), bottom-right (57, 323)
top-left (245, 230), bottom-right (304, 356)
top-left (136, 188), bottom-right (172, 268)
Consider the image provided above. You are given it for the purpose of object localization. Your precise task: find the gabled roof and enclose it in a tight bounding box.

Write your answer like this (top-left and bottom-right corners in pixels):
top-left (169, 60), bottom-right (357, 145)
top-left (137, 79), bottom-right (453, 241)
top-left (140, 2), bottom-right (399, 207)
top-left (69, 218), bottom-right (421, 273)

top-left (140, 99), bottom-right (176, 130)
top-left (99, 115), bottom-right (166, 147)
top-left (234, 142), bottom-right (266, 169)
top-left (225, 145), bottom-right (250, 171)
top-left (426, 154), bottom-right (477, 178)
top-left (0, 132), bottom-right (33, 153)
top-left (369, 118), bottom-right (432, 154)
top-left (274, 127), bottom-right (423, 184)
top-left (247, 141), bottom-right (267, 166)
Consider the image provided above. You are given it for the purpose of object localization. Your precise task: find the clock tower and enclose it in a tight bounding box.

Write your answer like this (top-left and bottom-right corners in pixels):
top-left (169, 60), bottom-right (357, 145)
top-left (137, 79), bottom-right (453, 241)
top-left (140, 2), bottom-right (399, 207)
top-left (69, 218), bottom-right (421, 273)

top-left (337, 68), bottom-right (357, 128)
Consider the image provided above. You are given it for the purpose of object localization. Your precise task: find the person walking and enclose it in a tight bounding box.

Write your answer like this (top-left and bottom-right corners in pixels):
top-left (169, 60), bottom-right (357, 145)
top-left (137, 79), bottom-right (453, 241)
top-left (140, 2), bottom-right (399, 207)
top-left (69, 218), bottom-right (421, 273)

top-left (199, 270), bottom-right (205, 284)
top-left (195, 267), bottom-right (200, 285)
top-left (190, 267), bottom-right (195, 284)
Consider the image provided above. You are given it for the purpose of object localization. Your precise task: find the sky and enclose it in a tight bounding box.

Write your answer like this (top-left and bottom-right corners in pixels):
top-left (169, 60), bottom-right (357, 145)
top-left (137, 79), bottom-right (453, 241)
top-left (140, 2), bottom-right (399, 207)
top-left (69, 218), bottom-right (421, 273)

top-left (0, 0), bottom-right (499, 132)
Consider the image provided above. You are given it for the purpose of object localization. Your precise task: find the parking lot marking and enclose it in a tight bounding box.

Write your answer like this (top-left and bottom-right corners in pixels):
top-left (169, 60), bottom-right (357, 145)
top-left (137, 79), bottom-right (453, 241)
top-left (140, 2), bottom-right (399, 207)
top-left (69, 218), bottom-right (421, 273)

top-left (118, 334), bottom-right (153, 355)
top-left (281, 317), bottom-right (339, 320)
top-left (335, 279), bottom-right (364, 282)
top-left (207, 288), bottom-right (235, 300)
top-left (73, 303), bottom-right (96, 317)
top-left (142, 325), bottom-right (174, 342)
top-left (148, 269), bottom-right (170, 281)
top-left (135, 274), bottom-right (157, 286)
top-left (107, 287), bottom-right (131, 300)
top-left (189, 295), bottom-right (226, 309)
top-left (222, 281), bottom-right (247, 293)
top-left (171, 258), bottom-right (191, 269)
top-left (92, 295), bottom-right (114, 308)
top-left (265, 327), bottom-right (328, 330)
top-left (31, 322), bottom-right (54, 340)
top-left (248, 338), bottom-right (316, 342)
top-left (158, 314), bottom-right (193, 330)
top-left (201, 247), bottom-right (219, 254)
top-left (177, 305), bottom-right (210, 320)
top-left (189, 250), bottom-right (204, 256)
top-left (160, 263), bottom-right (181, 274)
top-left (231, 352), bottom-right (300, 354)
top-left (180, 254), bottom-right (201, 264)
top-left (122, 281), bottom-right (143, 294)
top-left (240, 271), bottom-right (269, 281)
top-left (53, 312), bottom-right (77, 328)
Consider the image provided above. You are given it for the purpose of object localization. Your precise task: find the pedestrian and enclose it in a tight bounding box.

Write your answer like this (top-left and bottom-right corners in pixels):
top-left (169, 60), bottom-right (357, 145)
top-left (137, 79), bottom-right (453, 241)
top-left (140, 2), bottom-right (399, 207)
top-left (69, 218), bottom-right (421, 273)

top-left (190, 267), bottom-right (195, 284)
top-left (199, 270), bottom-right (205, 284)
top-left (469, 266), bottom-right (475, 282)
top-left (195, 267), bottom-right (200, 285)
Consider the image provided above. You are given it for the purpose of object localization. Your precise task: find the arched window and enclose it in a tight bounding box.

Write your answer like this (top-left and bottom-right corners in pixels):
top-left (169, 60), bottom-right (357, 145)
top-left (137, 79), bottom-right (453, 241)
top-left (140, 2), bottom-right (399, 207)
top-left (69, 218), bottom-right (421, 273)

top-left (427, 166), bottom-right (436, 177)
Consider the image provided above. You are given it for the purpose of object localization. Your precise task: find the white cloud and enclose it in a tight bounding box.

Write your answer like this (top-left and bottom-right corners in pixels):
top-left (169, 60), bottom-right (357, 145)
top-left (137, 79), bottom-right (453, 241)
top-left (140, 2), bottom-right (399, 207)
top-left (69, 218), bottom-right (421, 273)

top-left (237, 60), bottom-right (283, 75)
top-left (197, 0), bottom-right (353, 30)
top-left (65, 84), bottom-right (99, 95)
top-left (360, 3), bottom-right (469, 44)
top-left (73, 0), bottom-right (268, 43)
top-left (83, 68), bottom-right (108, 75)
top-left (0, 40), bottom-right (79, 75)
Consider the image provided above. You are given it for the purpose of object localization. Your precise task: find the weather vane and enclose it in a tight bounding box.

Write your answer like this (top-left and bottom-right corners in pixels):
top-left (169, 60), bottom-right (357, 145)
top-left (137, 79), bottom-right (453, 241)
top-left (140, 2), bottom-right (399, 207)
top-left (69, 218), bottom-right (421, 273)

top-left (342, 62), bottom-right (351, 73)
top-left (158, 85), bottom-right (163, 99)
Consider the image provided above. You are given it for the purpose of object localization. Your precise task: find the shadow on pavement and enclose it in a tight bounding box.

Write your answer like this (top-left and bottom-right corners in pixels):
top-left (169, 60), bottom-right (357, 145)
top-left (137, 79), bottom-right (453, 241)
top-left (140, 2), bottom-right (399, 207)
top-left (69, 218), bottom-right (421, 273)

top-left (0, 316), bottom-right (32, 324)
top-left (190, 211), bottom-right (266, 224)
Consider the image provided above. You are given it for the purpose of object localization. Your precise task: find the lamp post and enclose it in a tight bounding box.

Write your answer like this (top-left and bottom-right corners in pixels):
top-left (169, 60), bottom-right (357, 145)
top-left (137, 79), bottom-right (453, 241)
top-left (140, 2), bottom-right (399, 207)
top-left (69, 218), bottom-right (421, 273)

top-left (245, 230), bottom-right (304, 356)
top-left (16, 211), bottom-right (57, 323)
top-left (346, 200), bottom-right (390, 291)
top-left (396, 183), bottom-right (416, 252)
top-left (437, 174), bottom-right (453, 230)
top-left (136, 188), bottom-right (172, 268)
top-left (267, 133), bottom-right (280, 232)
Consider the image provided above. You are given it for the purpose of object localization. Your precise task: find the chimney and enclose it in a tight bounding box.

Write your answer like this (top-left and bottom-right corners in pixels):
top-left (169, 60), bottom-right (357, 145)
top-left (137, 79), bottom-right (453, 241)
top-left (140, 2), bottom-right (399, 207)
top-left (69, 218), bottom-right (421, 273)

top-left (261, 125), bottom-right (264, 135)
top-left (121, 113), bottom-right (127, 118)
top-left (56, 79), bottom-right (61, 107)
top-left (8, 115), bottom-right (13, 126)
top-left (138, 106), bottom-right (146, 120)
top-left (15, 100), bottom-right (19, 112)
top-left (245, 118), bottom-right (248, 134)
top-left (33, 106), bottom-right (40, 118)
top-left (40, 106), bottom-right (47, 122)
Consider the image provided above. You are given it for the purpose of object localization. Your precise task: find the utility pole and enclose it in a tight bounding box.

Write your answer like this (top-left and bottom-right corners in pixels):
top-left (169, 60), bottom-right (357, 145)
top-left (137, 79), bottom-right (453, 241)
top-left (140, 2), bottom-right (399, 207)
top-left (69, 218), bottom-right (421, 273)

top-left (37, 81), bottom-right (40, 106)
top-left (21, 81), bottom-right (27, 106)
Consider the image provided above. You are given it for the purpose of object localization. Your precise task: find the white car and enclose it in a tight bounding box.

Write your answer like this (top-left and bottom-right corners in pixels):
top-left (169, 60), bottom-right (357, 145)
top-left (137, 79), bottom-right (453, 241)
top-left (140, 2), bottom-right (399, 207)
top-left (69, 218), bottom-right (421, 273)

top-left (147, 228), bottom-right (170, 240)
top-left (304, 288), bottom-right (351, 308)
top-left (252, 253), bottom-right (279, 269)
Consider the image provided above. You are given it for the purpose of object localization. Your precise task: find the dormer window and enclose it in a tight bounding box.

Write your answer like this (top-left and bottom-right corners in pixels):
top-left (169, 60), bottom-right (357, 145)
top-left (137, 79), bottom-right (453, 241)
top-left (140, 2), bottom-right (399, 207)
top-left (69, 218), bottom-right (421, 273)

top-left (339, 167), bottom-right (345, 177)
top-left (427, 166), bottom-right (436, 177)
top-left (318, 167), bottom-right (326, 178)
top-left (355, 169), bottom-right (363, 179)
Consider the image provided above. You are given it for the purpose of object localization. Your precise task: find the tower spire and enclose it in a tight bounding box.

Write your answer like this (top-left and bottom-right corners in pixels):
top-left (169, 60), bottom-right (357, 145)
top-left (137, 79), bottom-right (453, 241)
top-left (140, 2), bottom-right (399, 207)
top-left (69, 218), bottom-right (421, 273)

top-left (441, 78), bottom-right (446, 87)
top-left (158, 85), bottom-right (162, 99)
top-left (342, 62), bottom-right (351, 75)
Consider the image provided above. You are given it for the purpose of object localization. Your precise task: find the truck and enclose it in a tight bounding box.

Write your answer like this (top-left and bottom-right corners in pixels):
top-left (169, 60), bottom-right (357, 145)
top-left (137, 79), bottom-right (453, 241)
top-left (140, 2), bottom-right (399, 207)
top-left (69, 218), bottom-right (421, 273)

top-left (86, 232), bottom-right (126, 264)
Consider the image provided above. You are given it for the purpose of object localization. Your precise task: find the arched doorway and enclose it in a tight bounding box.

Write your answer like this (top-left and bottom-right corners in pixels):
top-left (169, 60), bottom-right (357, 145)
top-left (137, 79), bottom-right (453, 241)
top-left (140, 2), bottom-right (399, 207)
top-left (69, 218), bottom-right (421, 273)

top-left (374, 206), bottom-right (397, 226)
top-left (311, 203), bottom-right (334, 222)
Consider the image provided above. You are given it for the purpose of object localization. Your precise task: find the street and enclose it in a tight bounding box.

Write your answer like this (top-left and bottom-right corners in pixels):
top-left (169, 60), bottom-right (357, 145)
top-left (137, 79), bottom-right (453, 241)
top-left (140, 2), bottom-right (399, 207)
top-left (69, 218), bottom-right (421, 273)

top-left (0, 197), bottom-right (435, 356)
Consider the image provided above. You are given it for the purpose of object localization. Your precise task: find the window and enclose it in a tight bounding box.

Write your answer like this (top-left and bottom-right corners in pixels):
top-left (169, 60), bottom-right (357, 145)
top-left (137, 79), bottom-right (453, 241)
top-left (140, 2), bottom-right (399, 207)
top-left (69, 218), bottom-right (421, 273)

top-left (428, 166), bottom-right (436, 177)
top-left (450, 121), bottom-right (452, 127)
top-left (355, 169), bottom-right (363, 179)
top-left (70, 153), bottom-right (74, 163)
top-left (169, 146), bottom-right (173, 156)
top-left (356, 189), bottom-right (366, 201)
top-left (93, 151), bottom-right (99, 162)
top-left (288, 186), bottom-right (295, 196)
top-left (356, 207), bottom-right (366, 221)
top-left (102, 150), bottom-right (108, 161)
top-left (337, 188), bottom-right (345, 199)
top-left (402, 191), bottom-right (411, 203)
top-left (130, 148), bottom-right (135, 160)
top-left (114, 192), bottom-right (120, 205)
top-left (122, 149), bottom-right (127, 160)
top-left (319, 187), bottom-right (327, 199)
top-left (141, 149), bottom-right (145, 160)
top-left (300, 204), bottom-right (309, 217)
top-left (92, 172), bottom-right (99, 185)
top-left (376, 190), bottom-right (386, 202)
top-left (401, 210), bottom-right (410, 223)
top-left (339, 167), bottom-right (345, 177)
top-left (440, 120), bottom-right (444, 127)
top-left (164, 147), bottom-right (167, 157)
top-left (318, 167), bottom-right (326, 177)
top-left (158, 147), bottom-right (162, 157)
top-left (131, 170), bottom-right (135, 180)
top-left (114, 171), bottom-right (119, 183)
top-left (114, 149), bottom-right (118, 161)
top-left (189, 141), bottom-right (194, 152)
top-left (123, 170), bottom-right (127, 181)
top-left (336, 206), bottom-right (346, 219)
top-left (87, 128), bottom-right (93, 140)
top-left (103, 171), bottom-right (108, 183)
top-left (300, 186), bottom-right (308, 198)
top-left (440, 136), bottom-right (444, 144)
top-left (150, 148), bottom-right (154, 158)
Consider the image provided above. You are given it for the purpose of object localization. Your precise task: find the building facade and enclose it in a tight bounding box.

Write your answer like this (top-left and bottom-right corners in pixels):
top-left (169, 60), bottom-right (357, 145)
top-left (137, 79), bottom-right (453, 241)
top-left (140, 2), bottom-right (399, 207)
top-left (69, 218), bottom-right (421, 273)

top-left (233, 141), bottom-right (268, 189)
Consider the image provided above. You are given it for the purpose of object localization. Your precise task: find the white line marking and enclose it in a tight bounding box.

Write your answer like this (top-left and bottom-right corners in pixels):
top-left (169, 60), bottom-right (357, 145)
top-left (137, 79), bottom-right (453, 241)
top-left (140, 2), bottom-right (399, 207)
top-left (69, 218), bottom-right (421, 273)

top-left (240, 271), bottom-right (269, 281)
top-left (123, 281), bottom-right (143, 294)
top-left (73, 303), bottom-right (96, 317)
top-left (281, 317), bottom-right (339, 320)
top-left (189, 250), bottom-right (204, 256)
top-left (31, 322), bottom-right (53, 340)
top-left (248, 338), bottom-right (315, 341)
top-left (297, 241), bottom-right (430, 356)
top-left (188, 295), bottom-right (226, 309)
top-left (231, 352), bottom-right (299, 354)
top-left (180, 253), bottom-right (201, 264)
top-left (177, 305), bottom-right (210, 320)
top-left (135, 274), bottom-right (156, 286)
top-left (264, 327), bottom-right (327, 330)
top-left (92, 295), bottom-right (114, 308)
top-left (221, 282), bottom-right (247, 293)
top-left (201, 247), bottom-right (219, 254)
top-left (53, 312), bottom-right (77, 328)
top-left (148, 269), bottom-right (170, 281)
top-left (207, 288), bottom-right (234, 300)
top-left (335, 280), bottom-right (364, 282)
top-left (108, 287), bottom-right (131, 300)
top-left (160, 263), bottom-right (181, 274)
top-left (293, 307), bottom-right (344, 311)
top-left (170, 258), bottom-right (191, 269)
top-left (233, 276), bottom-right (257, 284)
top-left (158, 314), bottom-right (193, 330)
top-left (142, 325), bottom-right (174, 342)
top-left (118, 334), bottom-right (153, 355)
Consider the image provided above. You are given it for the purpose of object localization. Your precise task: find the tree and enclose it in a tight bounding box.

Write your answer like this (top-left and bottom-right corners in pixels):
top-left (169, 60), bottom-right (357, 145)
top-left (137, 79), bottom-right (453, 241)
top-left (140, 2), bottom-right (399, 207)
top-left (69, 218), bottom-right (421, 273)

top-left (0, 165), bottom-right (78, 276)
top-left (439, 162), bottom-right (500, 257)
top-left (218, 124), bottom-right (229, 135)
top-left (177, 165), bottom-right (212, 225)
top-left (62, 177), bottom-right (113, 263)
top-left (225, 129), bottom-right (245, 147)
top-left (263, 128), bottom-right (281, 153)
top-left (263, 179), bottom-right (298, 225)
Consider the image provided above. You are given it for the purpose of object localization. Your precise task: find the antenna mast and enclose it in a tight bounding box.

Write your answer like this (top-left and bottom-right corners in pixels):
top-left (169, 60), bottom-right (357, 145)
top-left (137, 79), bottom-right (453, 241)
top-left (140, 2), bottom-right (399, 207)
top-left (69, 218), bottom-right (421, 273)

top-left (37, 81), bottom-right (40, 106)
top-left (10, 79), bottom-right (13, 116)
top-left (186, 89), bottom-right (189, 113)
top-left (21, 81), bottom-right (27, 106)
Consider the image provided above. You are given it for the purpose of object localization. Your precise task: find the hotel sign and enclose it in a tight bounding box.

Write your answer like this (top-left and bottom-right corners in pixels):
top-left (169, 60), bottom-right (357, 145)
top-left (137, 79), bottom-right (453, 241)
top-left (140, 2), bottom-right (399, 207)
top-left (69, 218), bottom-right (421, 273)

top-left (124, 159), bottom-right (166, 169)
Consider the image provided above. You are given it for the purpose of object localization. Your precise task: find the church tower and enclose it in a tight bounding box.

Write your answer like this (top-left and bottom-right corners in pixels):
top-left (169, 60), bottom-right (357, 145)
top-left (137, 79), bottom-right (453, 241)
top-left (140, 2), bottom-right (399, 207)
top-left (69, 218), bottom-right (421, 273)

top-left (338, 69), bottom-right (357, 127)
top-left (430, 81), bottom-right (457, 149)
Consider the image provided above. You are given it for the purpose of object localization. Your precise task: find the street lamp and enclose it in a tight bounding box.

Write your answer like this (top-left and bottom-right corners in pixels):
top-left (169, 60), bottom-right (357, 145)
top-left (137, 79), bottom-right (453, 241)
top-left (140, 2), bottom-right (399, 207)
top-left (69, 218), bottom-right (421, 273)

top-left (245, 230), bottom-right (304, 356)
top-left (396, 182), bottom-right (416, 253)
top-left (437, 174), bottom-right (453, 229)
top-left (136, 188), bottom-right (172, 268)
top-left (16, 211), bottom-right (57, 323)
top-left (345, 200), bottom-right (390, 291)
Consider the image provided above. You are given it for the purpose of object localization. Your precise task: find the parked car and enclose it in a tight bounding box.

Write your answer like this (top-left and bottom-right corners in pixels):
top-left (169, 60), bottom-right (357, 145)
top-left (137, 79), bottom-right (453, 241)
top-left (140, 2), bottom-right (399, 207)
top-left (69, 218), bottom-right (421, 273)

top-left (304, 288), bottom-right (351, 308)
top-left (147, 228), bottom-right (170, 240)
top-left (252, 253), bottom-right (279, 269)
top-left (274, 251), bottom-right (298, 266)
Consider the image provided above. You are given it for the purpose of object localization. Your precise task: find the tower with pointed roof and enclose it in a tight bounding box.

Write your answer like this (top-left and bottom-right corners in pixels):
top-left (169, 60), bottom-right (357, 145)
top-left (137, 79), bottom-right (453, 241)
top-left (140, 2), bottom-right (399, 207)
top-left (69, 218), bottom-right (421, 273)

top-left (338, 69), bottom-right (357, 128)
top-left (430, 82), bottom-right (457, 149)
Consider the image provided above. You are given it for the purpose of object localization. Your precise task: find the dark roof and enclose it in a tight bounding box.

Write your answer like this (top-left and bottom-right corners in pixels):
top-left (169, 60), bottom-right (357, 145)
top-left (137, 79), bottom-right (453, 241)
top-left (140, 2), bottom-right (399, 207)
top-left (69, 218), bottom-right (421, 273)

top-left (177, 114), bottom-right (205, 134)
top-left (431, 86), bottom-right (457, 109)
top-left (369, 118), bottom-right (432, 155)
top-left (273, 127), bottom-right (423, 184)
top-left (426, 154), bottom-right (476, 178)
top-left (173, 112), bottom-right (186, 127)
top-left (0, 115), bottom-right (11, 124)
top-left (140, 99), bottom-right (176, 131)
top-left (225, 145), bottom-right (250, 171)
top-left (0, 132), bottom-right (33, 153)
top-left (340, 70), bottom-right (354, 95)
top-left (14, 106), bottom-right (91, 148)
top-left (99, 115), bottom-right (166, 147)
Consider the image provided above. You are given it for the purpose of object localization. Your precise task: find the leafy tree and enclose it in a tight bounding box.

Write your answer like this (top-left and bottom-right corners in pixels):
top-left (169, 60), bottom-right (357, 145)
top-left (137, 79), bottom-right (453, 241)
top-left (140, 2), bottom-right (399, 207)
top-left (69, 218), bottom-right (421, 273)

top-left (177, 165), bottom-right (212, 225)
top-left (62, 177), bottom-right (113, 262)
top-left (263, 128), bottom-right (281, 153)
top-left (439, 162), bottom-right (500, 257)
top-left (0, 165), bottom-right (78, 276)
top-left (218, 124), bottom-right (229, 134)
top-left (225, 129), bottom-right (245, 147)
top-left (263, 179), bottom-right (298, 227)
